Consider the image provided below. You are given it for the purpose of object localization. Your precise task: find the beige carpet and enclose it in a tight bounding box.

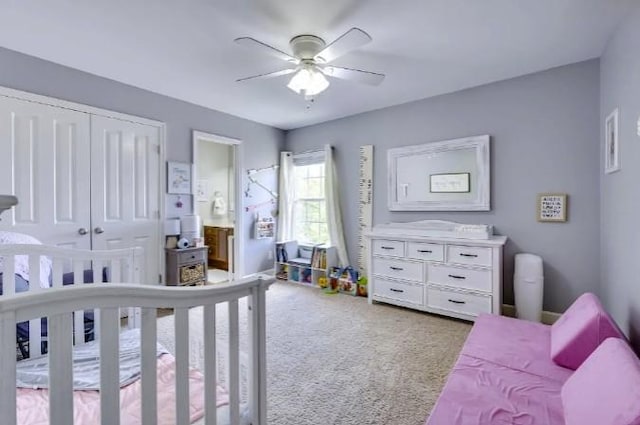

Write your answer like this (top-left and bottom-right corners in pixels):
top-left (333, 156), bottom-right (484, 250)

top-left (157, 281), bottom-right (471, 425)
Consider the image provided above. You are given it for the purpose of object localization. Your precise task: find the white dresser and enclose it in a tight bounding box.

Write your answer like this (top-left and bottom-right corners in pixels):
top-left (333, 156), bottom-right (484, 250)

top-left (366, 220), bottom-right (507, 321)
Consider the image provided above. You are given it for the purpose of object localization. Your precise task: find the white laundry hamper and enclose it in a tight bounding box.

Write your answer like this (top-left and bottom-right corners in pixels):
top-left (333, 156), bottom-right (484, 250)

top-left (514, 253), bottom-right (544, 322)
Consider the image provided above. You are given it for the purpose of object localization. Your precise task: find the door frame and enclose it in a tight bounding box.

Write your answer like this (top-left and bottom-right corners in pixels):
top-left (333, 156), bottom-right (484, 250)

top-left (0, 85), bottom-right (167, 284)
top-left (192, 130), bottom-right (244, 279)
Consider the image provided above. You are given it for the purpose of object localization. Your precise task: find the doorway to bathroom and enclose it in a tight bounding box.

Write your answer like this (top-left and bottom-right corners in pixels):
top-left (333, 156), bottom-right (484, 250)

top-left (192, 131), bottom-right (243, 283)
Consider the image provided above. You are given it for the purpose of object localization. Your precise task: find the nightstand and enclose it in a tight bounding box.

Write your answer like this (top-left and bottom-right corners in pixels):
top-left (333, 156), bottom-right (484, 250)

top-left (165, 246), bottom-right (208, 286)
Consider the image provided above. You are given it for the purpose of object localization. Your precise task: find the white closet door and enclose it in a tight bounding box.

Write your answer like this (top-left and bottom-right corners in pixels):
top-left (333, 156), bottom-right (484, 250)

top-left (90, 115), bottom-right (161, 284)
top-left (0, 96), bottom-right (92, 248)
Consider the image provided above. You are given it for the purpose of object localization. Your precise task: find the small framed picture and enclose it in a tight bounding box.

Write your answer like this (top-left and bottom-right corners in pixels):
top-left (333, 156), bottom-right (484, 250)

top-left (167, 162), bottom-right (192, 194)
top-left (195, 179), bottom-right (209, 202)
top-left (537, 193), bottom-right (567, 222)
top-left (605, 109), bottom-right (620, 174)
top-left (429, 173), bottom-right (471, 193)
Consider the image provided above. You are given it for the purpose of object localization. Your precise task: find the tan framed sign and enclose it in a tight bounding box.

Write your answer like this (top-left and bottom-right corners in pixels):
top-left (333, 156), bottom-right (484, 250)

top-left (537, 193), bottom-right (567, 222)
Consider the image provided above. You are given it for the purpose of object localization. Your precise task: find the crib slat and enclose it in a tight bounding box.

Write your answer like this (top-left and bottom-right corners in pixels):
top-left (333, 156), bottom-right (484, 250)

top-left (4, 255), bottom-right (15, 295)
top-left (0, 311), bottom-right (17, 425)
top-left (100, 307), bottom-right (121, 425)
top-left (249, 284), bottom-right (267, 425)
top-left (49, 313), bottom-right (74, 425)
top-left (29, 255), bottom-right (41, 291)
top-left (175, 307), bottom-right (190, 425)
top-left (94, 259), bottom-right (106, 283)
top-left (51, 258), bottom-right (64, 288)
top-left (203, 304), bottom-right (217, 425)
top-left (140, 307), bottom-right (158, 425)
top-left (229, 299), bottom-right (240, 425)
top-left (74, 260), bottom-right (86, 345)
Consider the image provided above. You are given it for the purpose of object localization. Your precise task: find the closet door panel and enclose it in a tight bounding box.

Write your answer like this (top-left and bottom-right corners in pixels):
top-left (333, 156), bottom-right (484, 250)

top-left (91, 116), bottom-right (161, 284)
top-left (0, 96), bottom-right (91, 249)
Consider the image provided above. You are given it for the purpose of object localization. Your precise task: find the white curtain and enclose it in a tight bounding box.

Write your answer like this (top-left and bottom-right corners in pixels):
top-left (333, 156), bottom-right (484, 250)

top-left (276, 151), bottom-right (295, 242)
top-left (324, 144), bottom-right (350, 266)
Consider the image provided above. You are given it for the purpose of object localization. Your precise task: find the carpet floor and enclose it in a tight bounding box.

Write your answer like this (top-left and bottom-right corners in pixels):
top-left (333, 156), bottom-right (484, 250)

top-left (157, 281), bottom-right (471, 425)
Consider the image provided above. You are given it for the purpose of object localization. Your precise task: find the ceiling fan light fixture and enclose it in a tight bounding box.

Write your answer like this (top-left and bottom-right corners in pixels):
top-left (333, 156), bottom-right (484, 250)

top-left (287, 66), bottom-right (329, 96)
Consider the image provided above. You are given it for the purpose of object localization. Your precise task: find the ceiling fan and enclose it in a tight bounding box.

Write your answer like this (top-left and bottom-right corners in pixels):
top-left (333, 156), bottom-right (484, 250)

top-left (234, 28), bottom-right (385, 97)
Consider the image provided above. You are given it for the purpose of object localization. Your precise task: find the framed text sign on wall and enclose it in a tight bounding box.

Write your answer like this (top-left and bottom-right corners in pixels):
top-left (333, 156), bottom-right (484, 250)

top-left (167, 162), bottom-right (192, 194)
top-left (537, 193), bottom-right (567, 222)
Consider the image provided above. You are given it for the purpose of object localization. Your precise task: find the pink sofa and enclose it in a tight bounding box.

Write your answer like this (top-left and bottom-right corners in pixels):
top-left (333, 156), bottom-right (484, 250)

top-left (425, 293), bottom-right (640, 425)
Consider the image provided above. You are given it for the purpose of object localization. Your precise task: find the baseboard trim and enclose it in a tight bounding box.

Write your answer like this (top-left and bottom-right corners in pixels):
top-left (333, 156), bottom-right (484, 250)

top-left (502, 304), bottom-right (561, 325)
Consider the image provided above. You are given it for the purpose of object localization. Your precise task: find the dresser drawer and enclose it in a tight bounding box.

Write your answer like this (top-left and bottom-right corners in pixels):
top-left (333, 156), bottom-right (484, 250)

top-left (428, 264), bottom-right (492, 292)
top-left (374, 278), bottom-right (424, 305)
top-left (372, 239), bottom-right (405, 257)
top-left (372, 257), bottom-right (423, 282)
top-left (426, 286), bottom-right (492, 317)
top-left (406, 242), bottom-right (444, 262)
top-left (178, 249), bottom-right (207, 264)
top-left (447, 245), bottom-right (492, 267)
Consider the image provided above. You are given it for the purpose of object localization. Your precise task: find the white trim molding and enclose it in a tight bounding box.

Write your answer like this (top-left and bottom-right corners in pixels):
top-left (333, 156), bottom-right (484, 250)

top-left (192, 130), bottom-right (245, 278)
top-left (501, 304), bottom-right (561, 325)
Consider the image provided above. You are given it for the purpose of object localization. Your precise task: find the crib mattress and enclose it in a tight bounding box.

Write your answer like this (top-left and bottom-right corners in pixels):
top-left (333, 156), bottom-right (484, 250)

top-left (17, 353), bottom-right (229, 425)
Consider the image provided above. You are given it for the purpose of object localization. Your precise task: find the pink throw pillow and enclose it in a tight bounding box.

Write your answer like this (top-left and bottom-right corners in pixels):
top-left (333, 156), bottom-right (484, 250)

top-left (550, 292), bottom-right (625, 369)
top-left (561, 338), bottom-right (640, 425)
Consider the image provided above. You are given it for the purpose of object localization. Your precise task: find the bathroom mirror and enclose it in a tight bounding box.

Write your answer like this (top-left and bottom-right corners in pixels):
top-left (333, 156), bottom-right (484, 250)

top-left (387, 135), bottom-right (490, 211)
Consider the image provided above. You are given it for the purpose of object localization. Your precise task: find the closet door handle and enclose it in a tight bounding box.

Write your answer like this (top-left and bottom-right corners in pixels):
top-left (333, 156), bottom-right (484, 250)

top-left (94, 227), bottom-right (105, 234)
top-left (390, 288), bottom-right (404, 293)
top-left (389, 266), bottom-right (404, 271)
top-left (459, 253), bottom-right (478, 258)
top-left (448, 299), bottom-right (466, 305)
top-left (78, 228), bottom-right (88, 236)
top-left (448, 274), bottom-right (466, 280)
top-left (417, 249), bottom-right (432, 253)
top-left (381, 246), bottom-right (395, 250)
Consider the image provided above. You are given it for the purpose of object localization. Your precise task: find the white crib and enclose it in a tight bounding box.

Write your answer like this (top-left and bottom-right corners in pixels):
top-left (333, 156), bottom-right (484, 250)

top-left (0, 245), bottom-right (271, 425)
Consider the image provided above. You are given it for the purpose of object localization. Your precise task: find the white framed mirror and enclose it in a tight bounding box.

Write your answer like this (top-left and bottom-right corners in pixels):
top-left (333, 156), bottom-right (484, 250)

top-left (387, 135), bottom-right (490, 211)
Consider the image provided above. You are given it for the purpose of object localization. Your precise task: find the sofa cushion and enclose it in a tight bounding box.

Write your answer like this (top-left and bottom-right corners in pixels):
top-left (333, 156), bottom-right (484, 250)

top-left (426, 354), bottom-right (564, 425)
top-left (462, 314), bottom-right (572, 383)
top-left (561, 338), bottom-right (640, 425)
top-left (550, 292), bottom-right (625, 370)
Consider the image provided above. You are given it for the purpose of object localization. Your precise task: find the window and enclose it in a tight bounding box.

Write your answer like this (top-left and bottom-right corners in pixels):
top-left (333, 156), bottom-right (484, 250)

top-left (292, 162), bottom-right (329, 245)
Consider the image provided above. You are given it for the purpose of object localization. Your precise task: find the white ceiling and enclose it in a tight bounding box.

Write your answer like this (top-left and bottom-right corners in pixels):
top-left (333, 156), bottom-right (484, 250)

top-left (0, 0), bottom-right (634, 130)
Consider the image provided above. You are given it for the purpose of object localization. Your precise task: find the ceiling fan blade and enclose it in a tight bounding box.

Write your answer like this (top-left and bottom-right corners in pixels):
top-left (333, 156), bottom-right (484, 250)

top-left (234, 37), bottom-right (298, 63)
top-left (314, 28), bottom-right (372, 63)
top-left (321, 66), bottom-right (385, 86)
top-left (236, 68), bottom-right (297, 83)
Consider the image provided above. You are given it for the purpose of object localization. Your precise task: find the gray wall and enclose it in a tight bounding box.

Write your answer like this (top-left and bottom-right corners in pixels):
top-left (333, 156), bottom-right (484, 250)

top-left (600, 4), bottom-right (640, 350)
top-left (286, 60), bottom-right (601, 312)
top-left (0, 47), bottom-right (285, 275)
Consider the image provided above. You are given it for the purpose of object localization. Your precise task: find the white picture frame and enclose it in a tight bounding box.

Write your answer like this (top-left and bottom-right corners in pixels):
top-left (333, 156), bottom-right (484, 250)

top-left (387, 135), bottom-right (490, 211)
top-left (605, 108), bottom-right (620, 174)
top-left (167, 162), bottom-right (192, 194)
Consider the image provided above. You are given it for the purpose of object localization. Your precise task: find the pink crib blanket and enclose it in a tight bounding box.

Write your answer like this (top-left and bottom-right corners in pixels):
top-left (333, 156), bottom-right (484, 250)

top-left (17, 353), bottom-right (229, 425)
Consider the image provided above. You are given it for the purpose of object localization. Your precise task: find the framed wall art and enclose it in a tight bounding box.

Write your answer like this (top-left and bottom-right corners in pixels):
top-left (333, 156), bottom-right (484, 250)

top-left (605, 108), bottom-right (620, 174)
top-left (167, 162), bottom-right (192, 194)
top-left (537, 193), bottom-right (567, 222)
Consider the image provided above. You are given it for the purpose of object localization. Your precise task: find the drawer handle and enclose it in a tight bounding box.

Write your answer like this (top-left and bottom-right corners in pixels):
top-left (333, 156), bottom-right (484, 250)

top-left (459, 253), bottom-right (478, 258)
top-left (448, 274), bottom-right (466, 280)
top-left (390, 288), bottom-right (404, 293)
top-left (418, 249), bottom-right (433, 253)
top-left (390, 266), bottom-right (404, 271)
top-left (448, 299), bottom-right (466, 305)
top-left (381, 246), bottom-right (395, 250)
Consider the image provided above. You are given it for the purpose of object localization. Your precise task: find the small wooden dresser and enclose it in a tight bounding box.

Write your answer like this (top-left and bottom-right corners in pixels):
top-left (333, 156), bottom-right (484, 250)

top-left (366, 220), bottom-right (507, 322)
top-left (203, 226), bottom-right (234, 270)
top-left (165, 246), bottom-right (208, 286)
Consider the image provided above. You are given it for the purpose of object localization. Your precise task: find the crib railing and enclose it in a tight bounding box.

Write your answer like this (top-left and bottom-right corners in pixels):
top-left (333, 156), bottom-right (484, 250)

top-left (0, 245), bottom-right (143, 359)
top-left (0, 276), bottom-right (272, 425)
